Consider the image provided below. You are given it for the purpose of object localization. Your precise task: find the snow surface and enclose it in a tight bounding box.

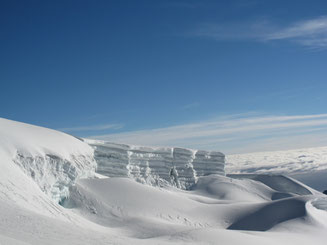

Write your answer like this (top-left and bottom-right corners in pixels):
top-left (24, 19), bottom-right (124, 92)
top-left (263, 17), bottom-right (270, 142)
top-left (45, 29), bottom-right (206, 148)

top-left (1, 117), bottom-right (327, 244)
top-left (86, 139), bottom-right (225, 189)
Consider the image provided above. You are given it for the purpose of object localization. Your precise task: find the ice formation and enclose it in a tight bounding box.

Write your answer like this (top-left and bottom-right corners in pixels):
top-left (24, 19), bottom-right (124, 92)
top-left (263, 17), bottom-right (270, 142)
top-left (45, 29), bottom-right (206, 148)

top-left (0, 118), bottom-right (96, 203)
top-left (1, 117), bottom-right (327, 245)
top-left (86, 140), bottom-right (225, 189)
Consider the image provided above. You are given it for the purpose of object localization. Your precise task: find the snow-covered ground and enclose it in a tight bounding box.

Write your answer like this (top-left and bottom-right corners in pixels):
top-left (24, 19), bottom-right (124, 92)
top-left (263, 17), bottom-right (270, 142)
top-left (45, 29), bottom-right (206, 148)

top-left (1, 117), bottom-right (327, 244)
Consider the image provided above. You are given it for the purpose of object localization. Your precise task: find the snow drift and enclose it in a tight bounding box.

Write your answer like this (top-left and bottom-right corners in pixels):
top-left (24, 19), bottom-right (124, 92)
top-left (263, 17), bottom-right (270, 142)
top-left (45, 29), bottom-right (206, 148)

top-left (63, 174), bottom-right (325, 237)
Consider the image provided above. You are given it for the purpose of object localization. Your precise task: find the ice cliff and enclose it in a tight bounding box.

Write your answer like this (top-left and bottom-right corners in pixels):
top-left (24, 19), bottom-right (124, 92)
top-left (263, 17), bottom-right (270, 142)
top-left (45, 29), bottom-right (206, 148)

top-left (86, 140), bottom-right (225, 189)
top-left (0, 118), bottom-right (96, 203)
top-left (0, 117), bottom-right (225, 205)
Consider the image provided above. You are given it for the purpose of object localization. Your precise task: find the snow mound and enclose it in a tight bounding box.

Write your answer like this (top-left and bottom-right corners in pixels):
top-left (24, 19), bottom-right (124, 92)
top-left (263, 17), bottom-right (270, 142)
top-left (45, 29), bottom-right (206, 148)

top-left (63, 174), bottom-right (324, 237)
top-left (228, 196), bottom-right (309, 231)
top-left (0, 118), bottom-right (96, 203)
top-left (192, 174), bottom-right (283, 202)
top-left (227, 174), bottom-right (316, 195)
top-left (85, 140), bottom-right (225, 189)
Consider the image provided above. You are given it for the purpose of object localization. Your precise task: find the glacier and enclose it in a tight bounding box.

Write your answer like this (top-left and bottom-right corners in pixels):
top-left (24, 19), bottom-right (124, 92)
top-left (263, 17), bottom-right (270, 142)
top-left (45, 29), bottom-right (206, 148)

top-left (1, 117), bottom-right (327, 245)
top-left (86, 140), bottom-right (225, 189)
top-left (0, 117), bottom-right (225, 205)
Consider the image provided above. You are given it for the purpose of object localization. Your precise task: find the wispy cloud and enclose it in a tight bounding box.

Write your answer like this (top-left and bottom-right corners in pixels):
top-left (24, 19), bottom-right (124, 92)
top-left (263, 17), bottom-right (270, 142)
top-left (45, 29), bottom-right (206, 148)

top-left (265, 16), bottom-right (327, 49)
top-left (191, 21), bottom-right (267, 40)
top-left (58, 123), bottom-right (123, 133)
top-left (191, 16), bottom-right (327, 49)
top-left (180, 102), bottom-right (200, 110)
top-left (90, 113), bottom-right (327, 154)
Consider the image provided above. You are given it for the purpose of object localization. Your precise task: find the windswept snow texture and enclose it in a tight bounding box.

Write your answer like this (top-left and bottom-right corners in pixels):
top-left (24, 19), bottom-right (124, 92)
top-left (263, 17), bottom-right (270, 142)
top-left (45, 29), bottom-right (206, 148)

top-left (227, 147), bottom-right (327, 191)
top-left (62, 174), bottom-right (327, 244)
top-left (86, 140), bottom-right (225, 189)
top-left (0, 118), bottom-right (96, 203)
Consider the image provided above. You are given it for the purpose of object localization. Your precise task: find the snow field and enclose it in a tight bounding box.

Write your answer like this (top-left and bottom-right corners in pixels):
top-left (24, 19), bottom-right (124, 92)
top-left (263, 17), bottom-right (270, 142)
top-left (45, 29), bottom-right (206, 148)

top-left (1, 117), bottom-right (327, 244)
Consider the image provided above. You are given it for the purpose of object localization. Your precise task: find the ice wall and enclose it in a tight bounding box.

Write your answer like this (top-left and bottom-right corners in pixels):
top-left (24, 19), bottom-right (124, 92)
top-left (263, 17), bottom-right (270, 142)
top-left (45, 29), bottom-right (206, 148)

top-left (13, 153), bottom-right (96, 203)
top-left (0, 118), bottom-right (97, 203)
top-left (87, 141), bottom-right (225, 189)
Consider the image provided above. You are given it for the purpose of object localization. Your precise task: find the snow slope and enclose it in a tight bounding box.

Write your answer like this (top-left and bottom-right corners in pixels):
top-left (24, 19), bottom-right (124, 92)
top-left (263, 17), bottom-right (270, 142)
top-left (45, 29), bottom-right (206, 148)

top-left (227, 147), bottom-right (327, 191)
top-left (1, 117), bottom-right (327, 245)
top-left (62, 175), bottom-right (327, 244)
top-left (86, 139), bottom-right (225, 189)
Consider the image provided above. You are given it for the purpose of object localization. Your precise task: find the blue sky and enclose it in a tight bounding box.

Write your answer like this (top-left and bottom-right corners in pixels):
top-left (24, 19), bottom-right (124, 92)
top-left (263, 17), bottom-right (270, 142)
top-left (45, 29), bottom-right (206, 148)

top-left (1, 0), bottom-right (327, 153)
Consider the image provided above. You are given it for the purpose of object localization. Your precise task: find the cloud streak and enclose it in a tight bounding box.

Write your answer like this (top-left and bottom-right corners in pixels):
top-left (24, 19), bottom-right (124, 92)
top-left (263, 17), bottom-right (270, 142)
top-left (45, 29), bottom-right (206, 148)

top-left (90, 113), bottom-right (327, 154)
top-left (265, 16), bottom-right (327, 49)
top-left (59, 123), bottom-right (123, 133)
top-left (180, 102), bottom-right (200, 110)
top-left (192, 16), bottom-right (327, 49)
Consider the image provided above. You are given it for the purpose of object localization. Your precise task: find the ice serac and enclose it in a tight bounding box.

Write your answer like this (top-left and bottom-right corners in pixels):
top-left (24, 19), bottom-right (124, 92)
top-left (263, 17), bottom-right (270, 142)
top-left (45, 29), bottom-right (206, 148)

top-left (0, 118), bottom-right (97, 203)
top-left (86, 140), bottom-right (225, 189)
